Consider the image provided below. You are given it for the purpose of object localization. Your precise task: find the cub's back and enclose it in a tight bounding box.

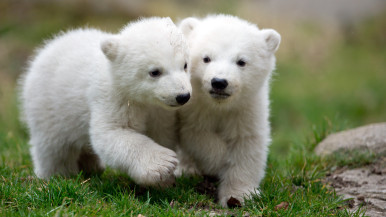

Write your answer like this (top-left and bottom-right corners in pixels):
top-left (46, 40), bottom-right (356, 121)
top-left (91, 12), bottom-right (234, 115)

top-left (20, 28), bottom-right (111, 140)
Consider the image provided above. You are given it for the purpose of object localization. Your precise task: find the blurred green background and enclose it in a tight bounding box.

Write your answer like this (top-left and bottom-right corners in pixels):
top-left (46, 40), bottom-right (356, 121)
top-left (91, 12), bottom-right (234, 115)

top-left (0, 0), bottom-right (385, 159)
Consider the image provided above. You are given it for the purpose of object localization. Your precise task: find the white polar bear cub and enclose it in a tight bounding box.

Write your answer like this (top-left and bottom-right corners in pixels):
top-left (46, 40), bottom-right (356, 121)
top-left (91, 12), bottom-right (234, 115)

top-left (20, 17), bottom-right (192, 187)
top-left (178, 15), bottom-right (280, 207)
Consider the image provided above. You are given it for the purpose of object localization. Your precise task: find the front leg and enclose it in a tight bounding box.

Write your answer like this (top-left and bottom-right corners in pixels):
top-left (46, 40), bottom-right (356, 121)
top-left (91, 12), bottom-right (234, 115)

top-left (218, 137), bottom-right (268, 207)
top-left (89, 102), bottom-right (178, 187)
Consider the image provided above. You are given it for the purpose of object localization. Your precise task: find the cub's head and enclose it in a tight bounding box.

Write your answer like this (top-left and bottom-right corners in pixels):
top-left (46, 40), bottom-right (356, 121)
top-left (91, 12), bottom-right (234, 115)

top-left (179, 15), bottom-right (280, 106)
top-left (101, 17), bottom-right (192, 109)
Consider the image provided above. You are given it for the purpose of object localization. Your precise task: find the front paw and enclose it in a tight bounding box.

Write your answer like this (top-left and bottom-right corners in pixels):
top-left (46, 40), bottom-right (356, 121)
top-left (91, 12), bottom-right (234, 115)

top-left (131, 146), bottom-right (179, 188)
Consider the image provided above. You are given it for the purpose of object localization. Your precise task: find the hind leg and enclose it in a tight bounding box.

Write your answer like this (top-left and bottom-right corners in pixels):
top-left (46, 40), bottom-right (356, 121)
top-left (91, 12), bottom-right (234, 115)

top-left (30, 136), bottom-right (81, 179)
top-left (77, 144), bottom-right (105, 176)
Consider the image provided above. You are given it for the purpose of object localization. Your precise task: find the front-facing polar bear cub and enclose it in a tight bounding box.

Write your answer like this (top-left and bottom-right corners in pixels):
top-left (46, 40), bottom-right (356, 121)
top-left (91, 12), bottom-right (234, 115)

top-left (20, 17), bottom-right (192, 187)
top-left (178, 15), bottom-right (280, 207)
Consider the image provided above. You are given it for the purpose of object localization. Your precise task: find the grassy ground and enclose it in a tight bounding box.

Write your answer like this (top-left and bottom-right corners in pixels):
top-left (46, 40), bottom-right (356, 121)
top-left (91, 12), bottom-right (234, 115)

top-left (1, 2), bottom-right (385, 216)
top-left (0, 95), bottom-right (366, 216)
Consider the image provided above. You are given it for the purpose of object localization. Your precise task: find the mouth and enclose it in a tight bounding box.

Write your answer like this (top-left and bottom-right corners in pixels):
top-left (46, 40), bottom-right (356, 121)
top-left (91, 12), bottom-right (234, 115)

top-left (209, 90), bottom-right (231, 99)
top-left (157, 101), bottom-right (182, 110)
top-left (157, 103), bottom-right (182, 111)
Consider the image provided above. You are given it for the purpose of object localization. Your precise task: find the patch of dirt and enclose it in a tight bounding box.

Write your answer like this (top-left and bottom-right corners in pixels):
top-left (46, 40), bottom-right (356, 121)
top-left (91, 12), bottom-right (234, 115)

top-left (186, 200), bottom-right (239, 217)
top-left (324, 157), bottom-right (386, 217)
top-left (195, 175), bottom-right (219, 201)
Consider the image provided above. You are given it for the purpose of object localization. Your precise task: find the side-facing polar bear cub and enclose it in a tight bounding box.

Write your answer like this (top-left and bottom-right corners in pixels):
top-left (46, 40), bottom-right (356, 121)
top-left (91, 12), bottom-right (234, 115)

top-left (20, 17), bottom-right (192, 187)
top-left (178, 15), bottom-right (280, 206)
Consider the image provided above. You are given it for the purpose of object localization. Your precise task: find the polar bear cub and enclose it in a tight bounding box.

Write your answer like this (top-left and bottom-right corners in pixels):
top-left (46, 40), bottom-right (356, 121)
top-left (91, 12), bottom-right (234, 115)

top-left (178, 15), bottom-right (280, 206)
top-left (20, 17), bottom-right (192, 187)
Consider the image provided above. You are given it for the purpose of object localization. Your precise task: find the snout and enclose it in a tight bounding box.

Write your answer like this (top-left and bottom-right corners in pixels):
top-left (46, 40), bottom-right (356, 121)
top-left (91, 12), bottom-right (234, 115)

top-left (176, 93), bottom-right (191, 105)
top-left (209, 77), bottom-right (231, 99)
top-left (159, 92), bottom-right (191, 109)
top-left (211, 78), bottom-right (228, 90)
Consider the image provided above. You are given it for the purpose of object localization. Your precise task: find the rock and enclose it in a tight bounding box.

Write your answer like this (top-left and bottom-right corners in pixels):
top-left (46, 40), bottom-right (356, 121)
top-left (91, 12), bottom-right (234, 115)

top-left (317, 123), bottom-right (386, 216)
top-left (315, 123), bottom-right (386, 156)
top-left (324, 157), bottom-right (386, 216)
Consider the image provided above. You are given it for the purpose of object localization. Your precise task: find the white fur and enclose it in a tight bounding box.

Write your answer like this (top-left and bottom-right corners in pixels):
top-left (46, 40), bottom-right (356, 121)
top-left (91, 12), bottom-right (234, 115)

top-left (20, 17), bottom-right (192, 187)
top-left (177, 15), bottom-right (280, 207)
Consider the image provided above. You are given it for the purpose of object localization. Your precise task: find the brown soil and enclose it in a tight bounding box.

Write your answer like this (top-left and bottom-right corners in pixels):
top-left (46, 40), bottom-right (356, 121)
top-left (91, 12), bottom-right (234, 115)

top-left (195, 175), bottom-right (219, 201)
top-left (324, 157), bottom-right (386, 217)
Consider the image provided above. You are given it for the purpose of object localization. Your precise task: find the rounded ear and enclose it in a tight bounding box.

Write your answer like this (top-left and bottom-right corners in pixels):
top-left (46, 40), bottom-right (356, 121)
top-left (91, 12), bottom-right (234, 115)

top-left (164, 17), bottom-right (174, 26)
top-left (261, 29), bottom-right (281, 53)
top-left (101, 38), bottom-right (119, 61)
top-left (179, 17), bottom-right (200, 37)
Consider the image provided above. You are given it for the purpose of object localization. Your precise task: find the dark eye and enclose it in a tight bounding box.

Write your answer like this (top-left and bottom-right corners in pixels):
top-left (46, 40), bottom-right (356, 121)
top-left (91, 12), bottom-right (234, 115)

top-left (149, 69), bottom-right (162, 77)
top-left (237, 59), bottom-right (246, 67)
top-left (184, 62), bottom-right (187, 71)
top-left (203, 56), bottom-right (211, 63)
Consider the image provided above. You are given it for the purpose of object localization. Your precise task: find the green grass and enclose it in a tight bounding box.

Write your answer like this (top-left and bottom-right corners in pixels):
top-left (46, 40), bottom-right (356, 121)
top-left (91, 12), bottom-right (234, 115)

top-left (325, 149), bottom-right (383, 170)
top-left (270, 15), bottom-right (386, 156)
top-left (0, 87), bottom-right (364, 216)
top-left (1, 2), bottom-right (385, 216)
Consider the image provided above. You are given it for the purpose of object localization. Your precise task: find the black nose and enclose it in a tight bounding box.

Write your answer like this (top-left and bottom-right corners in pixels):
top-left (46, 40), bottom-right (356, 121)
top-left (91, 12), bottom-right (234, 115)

top-left (211, 78), bottom-right (228, 90)
top-left (176, 93), bottom-right (190, 105)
